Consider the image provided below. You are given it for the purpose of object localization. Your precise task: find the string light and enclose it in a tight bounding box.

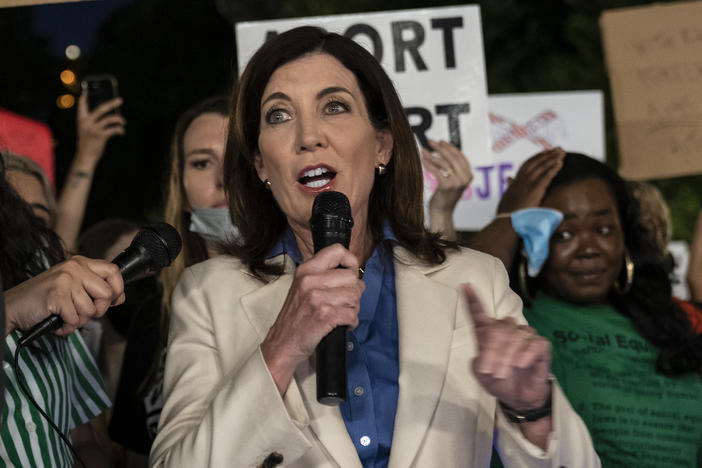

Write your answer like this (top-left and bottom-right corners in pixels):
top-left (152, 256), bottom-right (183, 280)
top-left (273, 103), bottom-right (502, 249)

top-left (60, 70), bottom-right (76, 86)
top-left (65, 45), bottom-right (81, 60)
top-left (56, 94), bottom-right (76, 109)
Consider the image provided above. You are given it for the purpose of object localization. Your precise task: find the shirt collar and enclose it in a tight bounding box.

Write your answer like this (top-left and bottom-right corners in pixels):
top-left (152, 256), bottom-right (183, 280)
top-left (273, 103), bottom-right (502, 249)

top-left (266, 219), bottom-right (398, 265)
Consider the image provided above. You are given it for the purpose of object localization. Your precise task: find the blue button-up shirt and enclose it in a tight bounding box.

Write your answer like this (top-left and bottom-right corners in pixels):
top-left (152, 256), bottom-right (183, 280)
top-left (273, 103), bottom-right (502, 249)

top-left (267, 224), bottom-right (399, 468)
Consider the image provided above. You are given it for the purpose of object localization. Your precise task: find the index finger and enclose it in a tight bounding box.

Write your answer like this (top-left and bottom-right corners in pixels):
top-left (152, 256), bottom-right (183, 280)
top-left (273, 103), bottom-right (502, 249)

top-left (521, 147), bottom-right (564, 177)
top-left (306, 244), bottom-right (360, 273)
top-left (77, 92), bottom-right (89, 117)
top-left (462, 283), bottom-right (494, 328)
top-left (74, 256), bottom-right (124, 301)
top-left (91, 97), bottom-right (123, 119)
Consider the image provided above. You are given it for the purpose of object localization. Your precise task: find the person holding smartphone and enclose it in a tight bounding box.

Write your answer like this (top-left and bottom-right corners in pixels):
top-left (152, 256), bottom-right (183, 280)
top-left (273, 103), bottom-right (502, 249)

top-left (55, 78), bottom-right (126, 253)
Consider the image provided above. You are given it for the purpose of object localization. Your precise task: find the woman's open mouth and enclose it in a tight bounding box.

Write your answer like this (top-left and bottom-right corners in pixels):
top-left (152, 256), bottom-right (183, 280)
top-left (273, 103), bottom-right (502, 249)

top-left (298, 166), bottom-right (336, 189)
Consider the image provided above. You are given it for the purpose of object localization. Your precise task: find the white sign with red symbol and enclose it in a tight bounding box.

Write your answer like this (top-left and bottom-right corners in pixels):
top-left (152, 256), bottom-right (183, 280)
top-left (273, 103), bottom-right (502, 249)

top-left (424, 90), bottom-right (605, 231)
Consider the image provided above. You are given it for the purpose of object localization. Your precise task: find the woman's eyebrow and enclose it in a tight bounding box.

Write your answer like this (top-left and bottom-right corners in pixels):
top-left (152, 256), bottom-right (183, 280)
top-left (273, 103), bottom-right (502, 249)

top-left (316, 86), bottom-right (353, 100)
top-left (185, 148), bottom-right (217, 158)
top-left (591, 208), bottom-right (615, 217)
top-left (261, 91), bottom-right (291, 107)
top-left (562, 207), bottom-right (614, 221)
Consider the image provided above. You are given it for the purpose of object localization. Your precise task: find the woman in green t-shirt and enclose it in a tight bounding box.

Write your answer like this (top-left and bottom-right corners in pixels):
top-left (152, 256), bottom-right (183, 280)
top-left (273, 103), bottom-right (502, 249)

top-left (473, 151), bottom-right (702, 467)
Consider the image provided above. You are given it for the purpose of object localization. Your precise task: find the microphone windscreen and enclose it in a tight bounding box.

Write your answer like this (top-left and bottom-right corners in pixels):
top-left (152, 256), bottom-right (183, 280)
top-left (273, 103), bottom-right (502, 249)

top-left (310, 191), bottom-right (353, 224)
top-left (133, 222), bottom-right (182, 269)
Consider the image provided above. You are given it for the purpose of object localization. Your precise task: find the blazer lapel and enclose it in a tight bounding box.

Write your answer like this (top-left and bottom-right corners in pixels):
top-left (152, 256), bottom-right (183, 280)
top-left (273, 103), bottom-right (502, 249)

top-left (239, 257), bottom-right (362, 467)
top-left (239, 262), bottom-right (294, 341)
top-left (388, 249), bottom-right (458, 468)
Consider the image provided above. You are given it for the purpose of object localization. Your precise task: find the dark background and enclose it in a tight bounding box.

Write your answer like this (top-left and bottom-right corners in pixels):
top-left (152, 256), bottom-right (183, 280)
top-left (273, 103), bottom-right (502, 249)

top-left (1, 0), bottom-right (700, 240)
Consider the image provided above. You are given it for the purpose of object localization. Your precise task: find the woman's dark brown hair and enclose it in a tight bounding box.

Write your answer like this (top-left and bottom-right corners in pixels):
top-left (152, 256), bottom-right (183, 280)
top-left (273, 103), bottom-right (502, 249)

top-left (224, 26), bottom-right (453, 275)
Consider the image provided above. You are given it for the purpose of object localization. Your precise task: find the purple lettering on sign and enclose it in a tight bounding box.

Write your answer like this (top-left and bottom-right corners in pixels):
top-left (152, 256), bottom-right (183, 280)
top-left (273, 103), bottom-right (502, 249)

top-left (498, 163), bottom-right (514, 196)
top-left (475, 165), bottom-right (494, 199)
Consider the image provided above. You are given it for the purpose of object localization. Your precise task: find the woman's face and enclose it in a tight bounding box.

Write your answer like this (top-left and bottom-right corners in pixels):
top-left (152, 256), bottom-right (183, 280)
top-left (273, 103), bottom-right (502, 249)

top-left (182, 112), bottom-right (229, 210)
top-left (5, 169), bottom-right (52, 226)
top-left (254, 53), bottom-right (393, 234)
top-left (541, 177), bottom-right (625, 304)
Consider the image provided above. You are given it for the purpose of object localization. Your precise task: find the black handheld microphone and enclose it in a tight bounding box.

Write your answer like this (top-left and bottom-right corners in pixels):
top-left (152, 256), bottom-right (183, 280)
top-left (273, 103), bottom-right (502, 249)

top-left (19, 222), bottom-right (182, 347)
top-left (310, 191), bottom-right (354, 406)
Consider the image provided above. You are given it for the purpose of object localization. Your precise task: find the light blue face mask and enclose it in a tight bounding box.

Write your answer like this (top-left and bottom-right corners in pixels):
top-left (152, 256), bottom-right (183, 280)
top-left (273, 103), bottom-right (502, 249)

top-left (509, 208), bottom-right (564, 277)
top-left (189, 206), bottom-right (240, 244)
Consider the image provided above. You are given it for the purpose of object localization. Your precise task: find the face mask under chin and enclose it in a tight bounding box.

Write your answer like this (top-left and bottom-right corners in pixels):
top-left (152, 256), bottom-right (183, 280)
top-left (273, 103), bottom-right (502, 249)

top-left (189, 206), bottom-right (240, 246)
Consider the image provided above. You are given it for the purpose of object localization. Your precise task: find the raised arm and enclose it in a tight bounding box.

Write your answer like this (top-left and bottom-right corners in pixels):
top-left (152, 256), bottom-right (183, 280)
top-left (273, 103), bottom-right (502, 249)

top-left (469, 148), bottom-right (564, 269)
top-left (55, 93), bottom-right (125, 252)
top-left (422, 140), bottom-right (473, 241)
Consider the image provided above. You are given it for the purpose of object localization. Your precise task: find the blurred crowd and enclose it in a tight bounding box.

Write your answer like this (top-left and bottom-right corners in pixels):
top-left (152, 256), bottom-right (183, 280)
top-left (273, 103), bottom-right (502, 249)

top-left (1, 26), bottom-right (701, 468)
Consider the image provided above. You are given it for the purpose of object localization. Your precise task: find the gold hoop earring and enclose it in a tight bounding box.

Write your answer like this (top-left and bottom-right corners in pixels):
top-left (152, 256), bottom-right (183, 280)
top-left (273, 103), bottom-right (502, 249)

top-left (375, 163), bottom-right (387, 176)
top-left (613, 249), bottom-right (634, 295)
top-left (264, 179), bottom-right (271, 190)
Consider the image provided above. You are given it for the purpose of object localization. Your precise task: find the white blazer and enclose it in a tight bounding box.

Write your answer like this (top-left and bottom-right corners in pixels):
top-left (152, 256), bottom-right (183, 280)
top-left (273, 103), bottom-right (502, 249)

top-left (150, 246), bottom-right (599, 468)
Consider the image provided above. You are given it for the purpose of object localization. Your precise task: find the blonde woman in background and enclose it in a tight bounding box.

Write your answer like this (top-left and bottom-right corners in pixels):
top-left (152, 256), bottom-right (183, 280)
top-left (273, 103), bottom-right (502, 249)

top-left (108, 95), bottom-right (233, 467)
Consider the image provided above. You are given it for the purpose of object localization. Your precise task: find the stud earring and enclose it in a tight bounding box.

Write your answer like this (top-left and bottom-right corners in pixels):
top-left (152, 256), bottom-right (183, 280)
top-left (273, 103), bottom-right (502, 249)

top-left (264, 179), bottom-right (271, 190)
top-left (375, 163), bottom-right (387, 176)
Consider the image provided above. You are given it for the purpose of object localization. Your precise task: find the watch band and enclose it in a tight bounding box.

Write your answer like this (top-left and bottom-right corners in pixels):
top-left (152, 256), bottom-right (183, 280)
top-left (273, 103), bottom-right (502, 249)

top-left (498, 381), bottom-right (553, 423)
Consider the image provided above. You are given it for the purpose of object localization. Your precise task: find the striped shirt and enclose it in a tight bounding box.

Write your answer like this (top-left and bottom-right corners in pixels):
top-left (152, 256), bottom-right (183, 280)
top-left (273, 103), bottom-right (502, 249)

top-left (1, 329), bottom-right (110, 467)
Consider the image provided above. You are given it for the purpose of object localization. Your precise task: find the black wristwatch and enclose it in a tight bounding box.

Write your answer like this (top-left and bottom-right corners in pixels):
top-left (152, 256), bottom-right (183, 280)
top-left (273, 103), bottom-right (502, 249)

top-left (498, 381), bottom-right (553, 424)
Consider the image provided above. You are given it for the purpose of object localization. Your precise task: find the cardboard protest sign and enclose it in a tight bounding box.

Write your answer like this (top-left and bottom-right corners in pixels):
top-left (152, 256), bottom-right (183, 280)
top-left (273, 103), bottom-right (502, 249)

top-left (601, 1), bottom-right (702, 180)
top-left (236, 5), bottom-right (491, 167)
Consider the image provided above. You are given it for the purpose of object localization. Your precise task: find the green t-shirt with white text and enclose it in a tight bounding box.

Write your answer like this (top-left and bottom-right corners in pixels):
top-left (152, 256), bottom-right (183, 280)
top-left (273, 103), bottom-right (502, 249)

top-left (524, 293), bottom-right (702, 468)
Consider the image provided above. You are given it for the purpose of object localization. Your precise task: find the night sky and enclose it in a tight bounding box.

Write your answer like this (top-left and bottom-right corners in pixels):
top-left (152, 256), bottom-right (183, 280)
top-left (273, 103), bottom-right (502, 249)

top-left (31, 0), bottom-right (136, 58)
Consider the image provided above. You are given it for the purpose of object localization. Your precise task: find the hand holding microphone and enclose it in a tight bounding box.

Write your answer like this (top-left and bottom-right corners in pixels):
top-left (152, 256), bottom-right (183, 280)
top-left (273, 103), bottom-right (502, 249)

top-left (13, 223), bottom-right (181, 345)
top-left (4, 256), bottom-right (125, 338)
top-left (260, 192), bottom-right (362, 403)
top-left (310, 192), bottom-right (355, 405)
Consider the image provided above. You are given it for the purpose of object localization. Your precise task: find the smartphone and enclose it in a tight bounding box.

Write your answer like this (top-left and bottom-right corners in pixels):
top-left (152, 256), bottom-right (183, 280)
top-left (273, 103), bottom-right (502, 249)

top-left (81, 74), bottom-right (119, 112)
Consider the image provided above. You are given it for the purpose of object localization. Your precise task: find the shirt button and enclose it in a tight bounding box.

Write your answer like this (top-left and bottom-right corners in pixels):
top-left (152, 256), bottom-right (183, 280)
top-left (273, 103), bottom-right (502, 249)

top-left (360, 435), bottom-right (371, 447)
top-left (346, 341), bottom-right (354, 351)
top-left (354, 386), bottom-right (364, 396)
top-left (25, 421), bottom-right (37, 433)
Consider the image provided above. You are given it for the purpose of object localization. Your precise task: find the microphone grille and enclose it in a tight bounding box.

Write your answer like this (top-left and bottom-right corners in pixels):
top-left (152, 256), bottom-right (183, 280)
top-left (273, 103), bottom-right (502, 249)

top-left (133, 222), bottom-right (183, 269)
top-left (311, 191), bottom-right (352, 222)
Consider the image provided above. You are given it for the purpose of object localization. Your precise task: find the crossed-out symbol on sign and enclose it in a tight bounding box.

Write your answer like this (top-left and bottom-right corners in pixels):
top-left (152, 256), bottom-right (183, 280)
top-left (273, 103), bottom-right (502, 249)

top-left (423, 109), bottom-right (566, 198)
top-left (489, 109), bottom-right (565, 153)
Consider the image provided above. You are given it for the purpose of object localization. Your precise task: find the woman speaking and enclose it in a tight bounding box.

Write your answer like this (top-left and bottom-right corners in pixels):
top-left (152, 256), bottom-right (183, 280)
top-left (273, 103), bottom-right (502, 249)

top-left (150, 27), bottom-right (598, 467)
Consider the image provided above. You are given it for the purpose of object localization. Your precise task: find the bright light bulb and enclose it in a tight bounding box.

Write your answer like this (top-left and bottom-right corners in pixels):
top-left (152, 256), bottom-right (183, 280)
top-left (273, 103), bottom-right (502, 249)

top-left (57, 94), bottom-right (76, 109)
top-left (60, 69), bottom-right (76, 86)
top-left (65, 45), bottom-right (81, 60)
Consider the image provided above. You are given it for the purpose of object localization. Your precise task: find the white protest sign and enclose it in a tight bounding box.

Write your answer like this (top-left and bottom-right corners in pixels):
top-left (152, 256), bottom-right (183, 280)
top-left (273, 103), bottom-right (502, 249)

top-left (427, 91), bottom-right (605, 230)
top-left (668, 240), bottom-right (690, 300)
top-left (236, 11), bottom-right (604, 231)
top-left (236, 5), bottom-right (491, 166)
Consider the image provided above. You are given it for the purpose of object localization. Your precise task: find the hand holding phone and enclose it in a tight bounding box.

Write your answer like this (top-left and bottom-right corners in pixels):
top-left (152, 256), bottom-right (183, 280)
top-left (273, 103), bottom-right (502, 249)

top-left (76, 74), bottom-right (126, 161)
top-left (81, 74), bottom-right (120, 113)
